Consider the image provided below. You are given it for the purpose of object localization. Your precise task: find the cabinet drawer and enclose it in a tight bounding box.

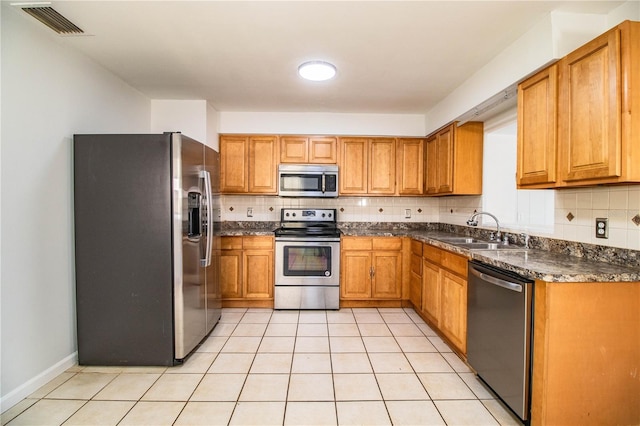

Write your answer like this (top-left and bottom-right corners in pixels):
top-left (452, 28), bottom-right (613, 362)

top-left (243, 236), bottom-right (274, 250)
top-left (423, 244), bottom-right (442, 264)
top-left (441, 250), bottom-right (468, 277)
top-left (410, 253), bottom-right (422, 275)
top-left (410, 239), bottom-right (423, 255)
top-left (372, 237), bottom-right (402, 251)
top-left (342, 237), bottom-right (373, 250)
top-left (221, 236), bottom-right (243, 250)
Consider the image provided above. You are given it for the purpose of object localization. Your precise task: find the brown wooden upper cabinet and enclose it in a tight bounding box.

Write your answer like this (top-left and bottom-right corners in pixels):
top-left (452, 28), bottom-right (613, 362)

top-left (517, 64), bottom-right (558, 188)
top-left (220, 135), bottom-right (278, 194)
top-left (280, 136), bottom-right (337, 164)
top-left (517, 20), bottom-right (640, 188)
top-left (339, 137), bottom-right (396, 195)
top-left (397, 138), bottom-right (425, 195)
top-left (425, 122), bottom-right (483, 196)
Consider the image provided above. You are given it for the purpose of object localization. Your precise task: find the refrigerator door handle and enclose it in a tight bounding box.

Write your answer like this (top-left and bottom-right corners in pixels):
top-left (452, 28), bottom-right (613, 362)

top-left (200, 170), bottom-right (213, 267)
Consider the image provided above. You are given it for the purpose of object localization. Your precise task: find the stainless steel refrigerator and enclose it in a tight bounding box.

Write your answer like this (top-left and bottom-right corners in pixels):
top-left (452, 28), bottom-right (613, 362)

top-left (74, 132), bottom-right (221, 365)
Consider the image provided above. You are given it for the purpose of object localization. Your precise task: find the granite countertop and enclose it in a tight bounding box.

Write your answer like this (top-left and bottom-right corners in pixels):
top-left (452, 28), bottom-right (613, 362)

top-left (220, 229), bottom-right (276, 236)
top-left (342, 228), bottom-right (640, 283)
top-left (221, 222), bottom-right (640, 283)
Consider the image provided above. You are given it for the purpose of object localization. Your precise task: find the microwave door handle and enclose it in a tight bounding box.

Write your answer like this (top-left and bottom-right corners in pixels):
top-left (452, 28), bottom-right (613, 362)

top-left (322, 173), bottom-right (326, 193)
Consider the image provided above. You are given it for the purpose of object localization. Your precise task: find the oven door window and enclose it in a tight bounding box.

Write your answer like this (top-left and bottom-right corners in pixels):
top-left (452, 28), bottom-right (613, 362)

top-left (280, 174), bottom-right (322, 192)
top-left (283, 246), bottom-right (332, 276)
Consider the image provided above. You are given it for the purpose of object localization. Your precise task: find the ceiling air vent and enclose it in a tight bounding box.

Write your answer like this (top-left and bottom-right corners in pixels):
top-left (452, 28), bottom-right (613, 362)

top-left (20, 5), bottom-right (84, 35)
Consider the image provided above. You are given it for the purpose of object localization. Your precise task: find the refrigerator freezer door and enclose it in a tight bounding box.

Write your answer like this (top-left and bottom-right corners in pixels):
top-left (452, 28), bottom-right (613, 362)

top-left (173, 134), bottom-right (208, 360)
top-left (205, 146), bottom-right (222, 332)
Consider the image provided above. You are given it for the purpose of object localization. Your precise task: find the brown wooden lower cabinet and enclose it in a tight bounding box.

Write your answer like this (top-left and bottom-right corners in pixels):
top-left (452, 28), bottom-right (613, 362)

top-left (340, 236), bottom-right (404, 307)
top-left (409, 239), bottom-right (423, 308)
top-left (419, 243), bottom-right (468, 355)
top-left (421, 260), bottom-right (440, 325)
top-left (531, 280), bottom-right (640, 426)
top-left (438, 270), bottom-right (466, 353)
top-left (220, 235), bottom-right (273, 308)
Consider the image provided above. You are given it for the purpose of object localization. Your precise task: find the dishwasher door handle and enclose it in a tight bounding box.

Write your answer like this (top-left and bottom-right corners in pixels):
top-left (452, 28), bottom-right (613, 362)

top-left (470, 267), bottom-right (523, 292)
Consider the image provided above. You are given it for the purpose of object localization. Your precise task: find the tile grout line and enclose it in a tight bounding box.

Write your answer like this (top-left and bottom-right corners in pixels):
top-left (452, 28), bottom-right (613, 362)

top-left (5, 307), bottom-right (518, 425)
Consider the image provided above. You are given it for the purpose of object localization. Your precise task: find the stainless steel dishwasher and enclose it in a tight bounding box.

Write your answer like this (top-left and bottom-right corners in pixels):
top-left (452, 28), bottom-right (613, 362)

top-left (467, 260), bottom-right (534, 423)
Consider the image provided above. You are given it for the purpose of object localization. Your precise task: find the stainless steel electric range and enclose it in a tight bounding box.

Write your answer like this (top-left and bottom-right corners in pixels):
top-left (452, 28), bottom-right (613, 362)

top-left (274, 208), bottom-right (340, 310)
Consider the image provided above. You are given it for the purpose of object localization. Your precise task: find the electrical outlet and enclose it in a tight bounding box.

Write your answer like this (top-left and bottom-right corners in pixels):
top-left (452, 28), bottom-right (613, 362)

top-left (595, 217), bottom-right (608, 239)
top-left (404, 209), bottom-right (411, 219)
top-left (247, 207), bottom-right (253, 217)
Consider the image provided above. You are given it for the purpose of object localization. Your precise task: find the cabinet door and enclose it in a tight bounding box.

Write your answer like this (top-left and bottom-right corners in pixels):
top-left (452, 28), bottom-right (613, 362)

top-left (249, 136), bottom-right (278, 194)
top-left (371, 251), bottom-right (402, 299)
top-left (220, 250), bottom-right (242, 299)
top-left (339, 138), bottom-right (368, 194)
top-left (436, 125), bottom-right (454, 194)
top-left (410, 271), bottom-right (422, 309)
top-left (558, 27), bottom-right (622, 184)
top-left (243, 249), bottom-right (273, 299)
top-left (309, 137), bottom-right (337, 164)
top-left (341, 251), bottom-right (372, 298)
top-left (425, 135), bottom-right (438, 194)
top-left (220, 136), bottom-right (248, 193)
top-left (397, 138), bottom-right (424, 195)
top-left (369, 138), bottom-right (396, 194)
top-left (410, 250), bottom-right (423, 308)
top-left (280, 136), bottom-right (308, 163)
top-left (440, 270), bottom-right (467, 353)
top-left (422, 260), bottom-right (440, 325)
top-left (517, 65), bottom-right (558, 187)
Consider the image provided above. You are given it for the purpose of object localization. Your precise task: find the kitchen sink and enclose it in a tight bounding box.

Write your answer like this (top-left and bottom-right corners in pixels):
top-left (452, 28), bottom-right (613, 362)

top-left (436, 237), bottom-right (481, 244)
top-left (435, 236), bottom-right (527, 250)
top-left (456, 242), bottom-right (526, 250)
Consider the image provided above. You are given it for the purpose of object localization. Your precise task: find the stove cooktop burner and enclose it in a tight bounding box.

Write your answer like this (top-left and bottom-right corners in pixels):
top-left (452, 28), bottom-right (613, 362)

top-left (274, 227), bottom-right (341, 238)
top-left (275, 208), bottom-right (339, 239)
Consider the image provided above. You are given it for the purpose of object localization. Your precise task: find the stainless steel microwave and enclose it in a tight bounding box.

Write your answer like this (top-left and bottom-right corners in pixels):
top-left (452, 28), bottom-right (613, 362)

top-left (278, 164), bottom-right (339, 197)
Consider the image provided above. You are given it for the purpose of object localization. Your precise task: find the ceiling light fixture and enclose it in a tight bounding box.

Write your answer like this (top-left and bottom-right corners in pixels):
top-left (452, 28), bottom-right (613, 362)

top-left (298, 61), bottom-right (337, 81)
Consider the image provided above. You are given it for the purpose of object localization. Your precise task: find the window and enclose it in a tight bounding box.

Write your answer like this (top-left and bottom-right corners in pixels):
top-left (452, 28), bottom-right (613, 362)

top-left (482, 111), bottom-right (554, 233)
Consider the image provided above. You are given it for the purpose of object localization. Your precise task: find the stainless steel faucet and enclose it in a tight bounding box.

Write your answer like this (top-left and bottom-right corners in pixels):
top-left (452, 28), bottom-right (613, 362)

top-left (466, 211), bottom-right (504, 243)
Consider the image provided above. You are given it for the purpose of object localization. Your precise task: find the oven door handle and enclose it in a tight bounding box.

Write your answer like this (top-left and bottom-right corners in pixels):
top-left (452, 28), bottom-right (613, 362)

top-left (470, 267), bottom-right (522, 292)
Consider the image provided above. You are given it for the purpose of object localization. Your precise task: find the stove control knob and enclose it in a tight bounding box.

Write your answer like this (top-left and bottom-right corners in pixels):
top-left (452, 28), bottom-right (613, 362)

top-left (285, 213), bottom-right (290, 217)
top-left (328, 213), bottom-right (332, 218)
top-left (292, 213), bottom-right (296, 217)
top-left (322, 213), bottom-right (326, 217)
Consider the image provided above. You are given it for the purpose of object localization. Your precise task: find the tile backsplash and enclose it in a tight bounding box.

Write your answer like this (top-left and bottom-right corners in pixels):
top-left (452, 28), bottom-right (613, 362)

top-left (553, 185), bottom-right (640, 250)
top-left (220, 195), bottom-right (439, 223)
top-left (221, 184), bottom-right (640, 251)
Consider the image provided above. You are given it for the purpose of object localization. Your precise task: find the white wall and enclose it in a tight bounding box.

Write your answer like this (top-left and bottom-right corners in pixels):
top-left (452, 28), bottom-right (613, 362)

top-left (607, 0), bottom-right (640, 26)
top-left (207, 104), bottom-right (220, 151)
top-left (0, 5), bottom-right (150, 411)
top-left (150, 100), bottom-right (220, 151)
top-left (424, 5), bottom-right (638, 134)
top-left (219, 112), bottom-right (426, 136)
top-left (150, 99), bottom-right (220, 150)
top-left (433, 2), bottom-right (640, 250)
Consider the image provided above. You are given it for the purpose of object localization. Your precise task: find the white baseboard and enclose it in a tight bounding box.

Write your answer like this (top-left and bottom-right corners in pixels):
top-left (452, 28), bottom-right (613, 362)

top-left (1, 352), bottom-right (78, 413)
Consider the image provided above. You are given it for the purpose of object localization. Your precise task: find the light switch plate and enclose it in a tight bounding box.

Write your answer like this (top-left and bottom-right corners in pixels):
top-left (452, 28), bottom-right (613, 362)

top-left (595, 218), bottom-right (608, 239)
top-left (247, 207), bottom-right (253, 217)
top-left (404, 209), bottom-right (411, 218)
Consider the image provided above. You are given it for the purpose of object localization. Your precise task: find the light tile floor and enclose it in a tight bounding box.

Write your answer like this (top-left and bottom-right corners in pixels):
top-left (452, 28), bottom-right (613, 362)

top-left (2, 308), bottom-right (522, 425)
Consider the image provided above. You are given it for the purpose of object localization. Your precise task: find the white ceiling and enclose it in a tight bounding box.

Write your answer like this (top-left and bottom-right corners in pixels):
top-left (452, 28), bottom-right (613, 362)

top-left (18, 1), bottom-right (624, 114)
